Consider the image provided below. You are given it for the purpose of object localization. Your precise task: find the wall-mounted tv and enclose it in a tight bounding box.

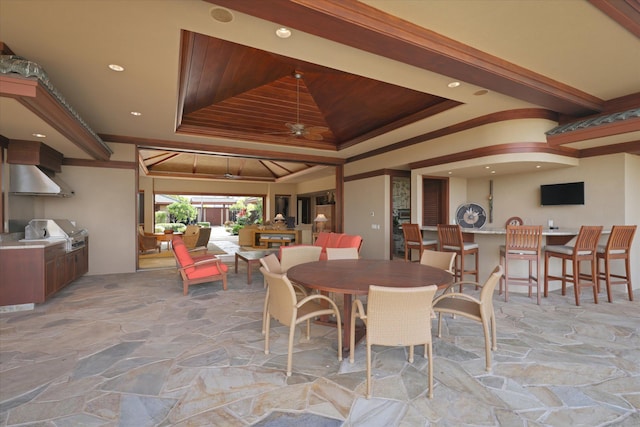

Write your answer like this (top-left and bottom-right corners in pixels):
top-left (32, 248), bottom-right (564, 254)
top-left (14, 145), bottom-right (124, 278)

top-left (540, 181), bottom-right (584, 206)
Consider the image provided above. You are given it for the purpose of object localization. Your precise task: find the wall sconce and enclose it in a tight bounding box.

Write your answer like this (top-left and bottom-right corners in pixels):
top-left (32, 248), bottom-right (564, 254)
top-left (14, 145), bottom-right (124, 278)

top-left (314, 213), bottom-right (328, 233)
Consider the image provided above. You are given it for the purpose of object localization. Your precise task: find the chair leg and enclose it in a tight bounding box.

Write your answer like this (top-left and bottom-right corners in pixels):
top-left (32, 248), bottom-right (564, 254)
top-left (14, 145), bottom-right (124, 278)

top-left (572, 258), bottom-right (580, 306)
top-left (427, 342), bottom-right (433, 399)
top-left (625, 257), bottom-right (634, 301)
top-left (591, 258), bottom-right (598, 304)
top-left (535, 258), bottom-right (541, 305)
top-left (544, 253), bottom-right (550, 297)
top-left (482, 318), bottom-right (492, 371)
top-left (366, 342), bottom-right (372, 399)
top-left (286, 324), bottom-right (296, 376)
top-left (264, 316), bottom-right (271, 354)
top-left (408, 345), bottom-right (414, 363)
top-left (262, 287), bottom-right (269, 334)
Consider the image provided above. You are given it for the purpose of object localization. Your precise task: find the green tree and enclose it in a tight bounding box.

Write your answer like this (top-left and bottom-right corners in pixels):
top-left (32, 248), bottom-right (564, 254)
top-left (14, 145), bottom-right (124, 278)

top-left (167, 196), bottom-right (197, 224)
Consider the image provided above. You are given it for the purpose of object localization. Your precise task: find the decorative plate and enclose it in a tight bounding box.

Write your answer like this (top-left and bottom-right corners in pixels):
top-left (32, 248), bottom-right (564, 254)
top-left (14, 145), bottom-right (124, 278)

top-left (455, 203), bottom-right (488, 229)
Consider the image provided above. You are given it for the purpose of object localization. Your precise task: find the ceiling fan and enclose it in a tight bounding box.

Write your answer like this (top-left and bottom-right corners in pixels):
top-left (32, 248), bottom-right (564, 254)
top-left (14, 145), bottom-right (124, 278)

top-left (222, 158), bottom-right (240, 179)
top-left (269, 72), bottom-right (329, 141)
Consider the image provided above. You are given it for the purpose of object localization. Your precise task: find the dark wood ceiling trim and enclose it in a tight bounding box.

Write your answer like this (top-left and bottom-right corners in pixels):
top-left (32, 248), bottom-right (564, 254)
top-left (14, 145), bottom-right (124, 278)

top-left (210, 0), bottom-right (603, 116)
top-left (410, 142), bottom-right (579, 170)
top-left (348, 108), bottom-right (558, 163)
top-left (344, 168), bottom-right (398, 182)
top-left (1, 76), bottom-right (111, 161)
top-left (589, 0), bottom-right (640, 38)
top-left (547, 116), bottom-right (640, 146)
top-left (176, 123), bottom-right (337, 151)
top-left (100, 133), bottom-right (345, 166)
top-left (62, 158), bottom-right (137, 170)
top-left (579, 140), bottom-right (640, 157)
top-left (145, 170), bottom-right (275, 182)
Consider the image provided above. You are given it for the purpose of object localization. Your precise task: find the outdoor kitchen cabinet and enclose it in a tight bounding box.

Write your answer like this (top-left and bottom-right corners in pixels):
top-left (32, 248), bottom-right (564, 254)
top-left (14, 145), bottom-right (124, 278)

top-left (0, 238), bottom-right (89, 306)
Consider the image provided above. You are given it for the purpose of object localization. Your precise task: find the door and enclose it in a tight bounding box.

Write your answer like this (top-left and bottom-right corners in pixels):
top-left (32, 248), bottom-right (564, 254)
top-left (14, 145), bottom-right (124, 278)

top-left (423, 178), bottom-right (448, 226)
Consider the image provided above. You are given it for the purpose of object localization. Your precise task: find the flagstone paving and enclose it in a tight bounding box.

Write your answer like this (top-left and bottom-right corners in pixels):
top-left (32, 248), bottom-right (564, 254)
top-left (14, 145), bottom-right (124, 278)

top-left (1, 260), bottom-right (639, 426)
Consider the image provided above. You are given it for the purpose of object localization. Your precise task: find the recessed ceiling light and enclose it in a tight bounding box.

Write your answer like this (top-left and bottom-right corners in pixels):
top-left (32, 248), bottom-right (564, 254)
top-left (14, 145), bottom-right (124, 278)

top-left (491, 170), bottom-right (496, 174)
top-left (536, 165), bottom-right (541, 169)
top-left (485, 166), bottom-right (491, 169)
top-left (448, 171), bottom-right (453, 175)
top-left (108, 64), bottom-right (125, 72)
top-left (276, 27), bottom-right (292, 38)
top-left (474, 89), bottom-right (489, 96)
top-left (32, 133), bottom-right (46, 138)
top-left (447, 81), bottom-right (461, 88)
top-left (130, 111), bottom-right (142, 116)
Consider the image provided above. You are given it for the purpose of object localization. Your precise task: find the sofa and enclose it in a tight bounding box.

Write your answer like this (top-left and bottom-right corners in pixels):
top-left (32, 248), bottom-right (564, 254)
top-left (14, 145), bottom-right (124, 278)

top-left (280, 232), bottom-right (363, 261)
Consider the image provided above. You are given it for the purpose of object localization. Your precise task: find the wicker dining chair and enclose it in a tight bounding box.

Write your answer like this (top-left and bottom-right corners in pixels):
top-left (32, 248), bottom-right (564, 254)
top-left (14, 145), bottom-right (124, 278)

top-left (350, 284), bottom-right (438, 398)
top-left (261, 267), bottom-right (342, 377)
top-left (419, 249), bottom-right (456, 275)
top-left (432, 265), bottom-right (503, 371)
top-left (326, 247), bottom-right (359, 260)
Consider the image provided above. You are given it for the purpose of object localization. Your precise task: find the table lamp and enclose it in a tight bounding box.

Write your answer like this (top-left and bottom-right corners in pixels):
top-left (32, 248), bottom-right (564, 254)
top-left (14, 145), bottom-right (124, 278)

top-left (274, 213), bottom-right (285, 229)
top-left (314, 213), bottom-right (328, 233)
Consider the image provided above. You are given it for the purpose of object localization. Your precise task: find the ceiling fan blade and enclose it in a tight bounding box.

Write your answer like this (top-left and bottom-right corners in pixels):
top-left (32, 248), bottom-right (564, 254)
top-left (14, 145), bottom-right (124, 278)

top-left (303, 133), bottom-right (323, 141)
top-left (306, 126), bottom-right (329, 133)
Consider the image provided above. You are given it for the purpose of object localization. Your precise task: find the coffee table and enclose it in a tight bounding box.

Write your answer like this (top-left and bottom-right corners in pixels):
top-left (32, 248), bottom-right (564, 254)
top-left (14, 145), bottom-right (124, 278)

top-left (235, 250), bottom-right (277, 284)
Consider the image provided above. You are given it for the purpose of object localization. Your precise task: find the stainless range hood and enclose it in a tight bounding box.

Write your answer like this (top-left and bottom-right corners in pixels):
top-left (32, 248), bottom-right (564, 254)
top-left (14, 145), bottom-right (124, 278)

top-left (9, 164), bottom-right (75, 197)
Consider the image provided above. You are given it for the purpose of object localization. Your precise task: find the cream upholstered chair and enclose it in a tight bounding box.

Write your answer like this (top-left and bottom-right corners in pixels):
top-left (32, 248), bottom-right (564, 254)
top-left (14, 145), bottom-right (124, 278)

top-left (261, 268), bottom-right (342, 376)
top-left (596, 225), bottom-right (636, 302)
top-left (437, 224), bottom-right (479, 283)
top-left (279, 245), bottom-right (322, 272)
top-left (419, 250), bottom-right (456, 275)
top-left (499, 225), bottom-right (543, 304)
top-left (350, 284), bottom-right (438, 398)
top-left (432, 265), bottom-right (503, 371)
top-left (403, 223), bottom-right (438, 262)
top-left (544, 226), bottom-right (602, 306)
top-left (326, 247), bottom-right (359, 260)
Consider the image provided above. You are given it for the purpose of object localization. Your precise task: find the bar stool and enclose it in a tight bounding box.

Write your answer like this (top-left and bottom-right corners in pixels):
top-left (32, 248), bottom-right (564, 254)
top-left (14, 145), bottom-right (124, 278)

top-left (402, 223), bottom-right (438, 262)
top-left (596, 225), bottom-right (636, 302)
top-left (437, 224), bottom-right (479, 283)
top-left (499, 225), bottom-right (543, 304)
top-left (544, 226), bottom-right (602, 306)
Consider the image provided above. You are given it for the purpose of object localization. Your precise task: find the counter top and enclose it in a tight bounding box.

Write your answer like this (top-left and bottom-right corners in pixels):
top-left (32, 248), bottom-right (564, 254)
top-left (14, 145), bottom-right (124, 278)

top-left (0, 239), bottom-right (66, 250)
top-left (421, 226), bottom-right (609, 236)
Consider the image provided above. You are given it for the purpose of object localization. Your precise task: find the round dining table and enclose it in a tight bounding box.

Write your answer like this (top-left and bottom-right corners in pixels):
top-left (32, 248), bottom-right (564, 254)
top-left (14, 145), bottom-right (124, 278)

top-left (287, 259), bottom-right (453, 352)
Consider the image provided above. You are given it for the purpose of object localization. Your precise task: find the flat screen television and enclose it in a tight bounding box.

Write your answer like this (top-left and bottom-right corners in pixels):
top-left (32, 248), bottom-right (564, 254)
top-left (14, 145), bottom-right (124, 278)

top-left (540, 181), bottom-right (584, 206)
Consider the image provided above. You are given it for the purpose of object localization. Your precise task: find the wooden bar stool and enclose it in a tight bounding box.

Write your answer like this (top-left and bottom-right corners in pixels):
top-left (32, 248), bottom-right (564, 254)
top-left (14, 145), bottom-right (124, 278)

top-left (403, 223), bottom-right (438, 262)
top-left (596, 225), bottom-right (636, 302)
top-left (499, 225), bottom-right (543, 304)
top-left (544, 226), bottom-right (602, 306)
top-left (437, 224), bottom-right (479, 283)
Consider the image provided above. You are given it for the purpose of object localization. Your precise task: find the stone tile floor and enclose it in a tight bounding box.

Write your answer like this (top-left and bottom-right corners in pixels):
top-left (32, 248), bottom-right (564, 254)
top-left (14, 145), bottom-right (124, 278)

top-left (1, 258), bottom-right (639, 426)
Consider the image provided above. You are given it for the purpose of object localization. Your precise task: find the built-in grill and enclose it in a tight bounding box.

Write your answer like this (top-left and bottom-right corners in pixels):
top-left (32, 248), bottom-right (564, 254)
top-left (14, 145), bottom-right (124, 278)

top-left (20, 219), bottom-right (88, 252)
